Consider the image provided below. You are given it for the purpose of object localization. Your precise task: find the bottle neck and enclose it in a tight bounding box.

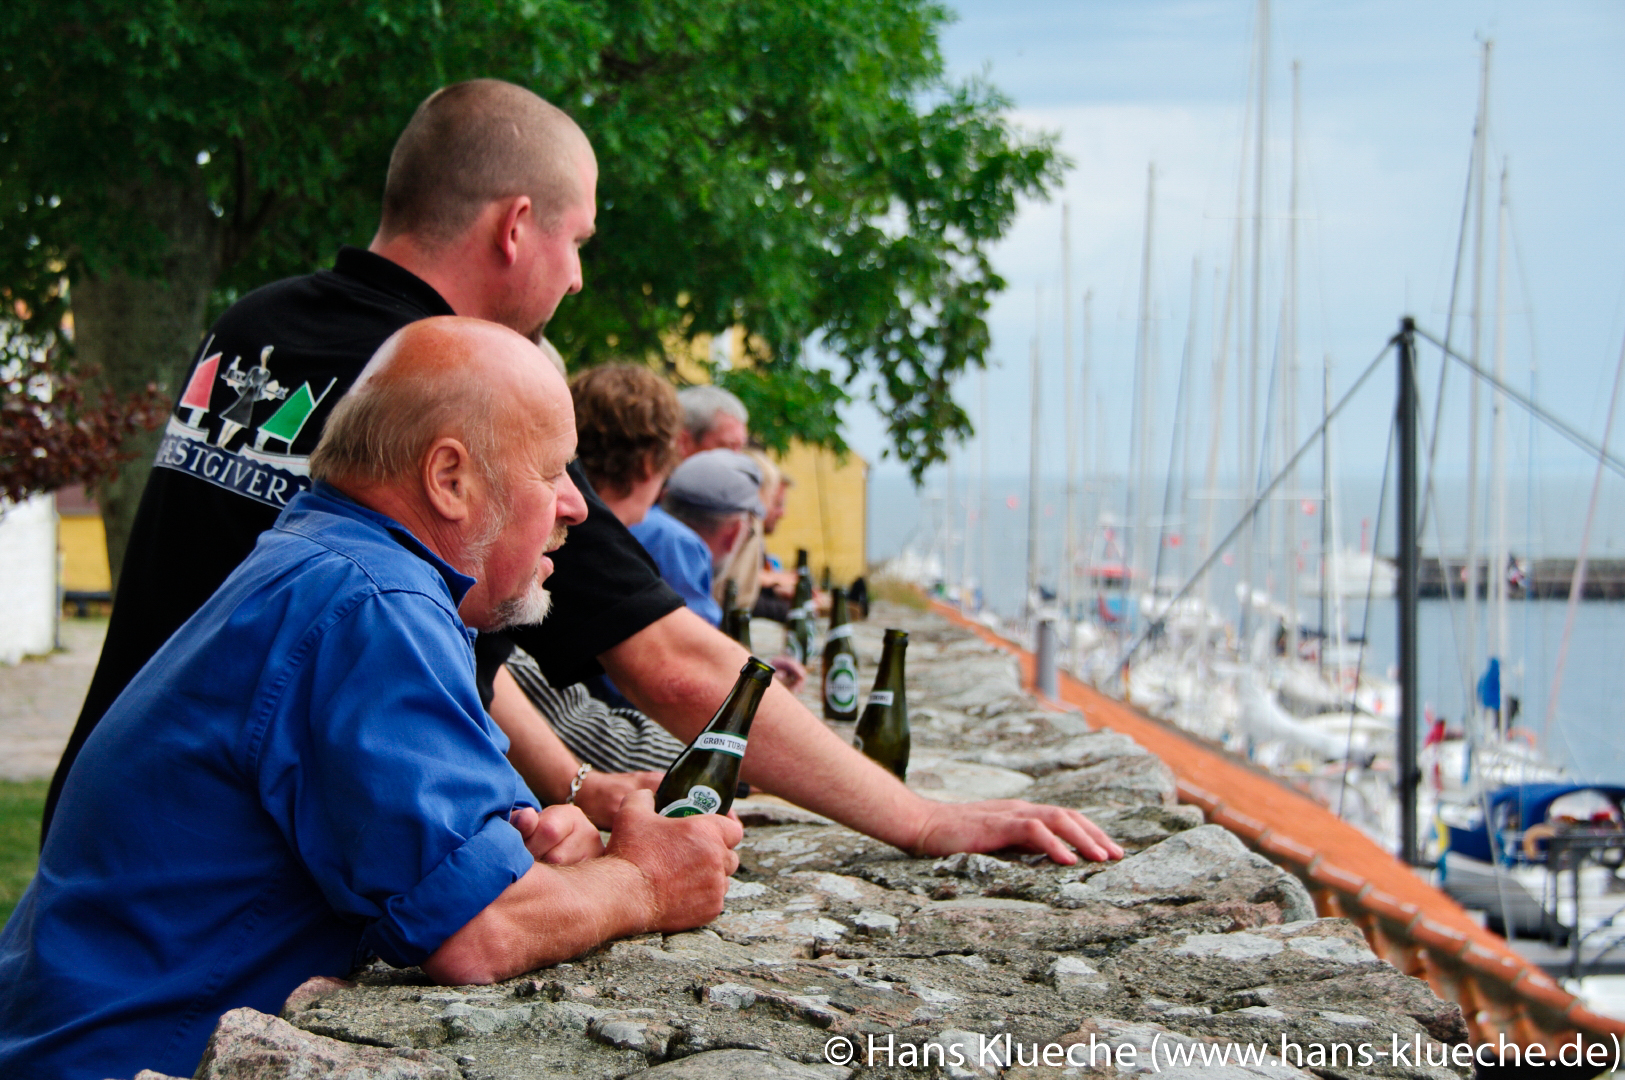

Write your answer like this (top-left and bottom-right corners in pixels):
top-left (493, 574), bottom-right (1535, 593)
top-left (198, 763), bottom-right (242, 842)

top-left (710, 675), bottom-right (771, 737)
top-left (874, 639), bottom-right (907, 690)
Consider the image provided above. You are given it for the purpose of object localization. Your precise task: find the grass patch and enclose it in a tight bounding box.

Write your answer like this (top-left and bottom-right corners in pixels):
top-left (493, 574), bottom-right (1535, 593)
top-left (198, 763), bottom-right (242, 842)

top-left (0, 779), bottom-right (47, 924)
top-left (867, 575), bottom-right (930, 611)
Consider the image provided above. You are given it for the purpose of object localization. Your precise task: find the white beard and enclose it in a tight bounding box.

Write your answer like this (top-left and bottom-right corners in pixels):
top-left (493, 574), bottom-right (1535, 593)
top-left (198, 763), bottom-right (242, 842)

top-left (488, 579), bottom-right (552, 631)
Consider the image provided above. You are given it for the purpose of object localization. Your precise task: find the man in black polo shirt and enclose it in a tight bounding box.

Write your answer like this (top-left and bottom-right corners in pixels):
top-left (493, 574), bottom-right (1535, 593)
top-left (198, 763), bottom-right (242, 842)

top-left (46, 78), bottom-right (1122, 867)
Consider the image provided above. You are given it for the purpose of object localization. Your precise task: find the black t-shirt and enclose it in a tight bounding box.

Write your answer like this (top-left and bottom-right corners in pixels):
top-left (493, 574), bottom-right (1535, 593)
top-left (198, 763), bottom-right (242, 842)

top-left (43, 247), bottom-right (682, 838)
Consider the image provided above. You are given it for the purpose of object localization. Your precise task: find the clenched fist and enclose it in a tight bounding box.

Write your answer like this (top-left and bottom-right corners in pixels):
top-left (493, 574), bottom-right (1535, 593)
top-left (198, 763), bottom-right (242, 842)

top-left (606, 789), bottom-right (743, 934)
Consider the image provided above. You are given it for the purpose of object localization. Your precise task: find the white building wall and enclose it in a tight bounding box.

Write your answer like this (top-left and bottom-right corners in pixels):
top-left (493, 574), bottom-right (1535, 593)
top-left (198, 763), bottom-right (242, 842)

top-left (0, 493), bottom-right (58, 664)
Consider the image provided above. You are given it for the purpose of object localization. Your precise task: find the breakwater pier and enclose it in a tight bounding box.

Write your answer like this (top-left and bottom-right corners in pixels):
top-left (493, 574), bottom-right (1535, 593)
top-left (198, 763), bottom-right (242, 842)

top-left (1420, 557), bottom-right (1625, 600)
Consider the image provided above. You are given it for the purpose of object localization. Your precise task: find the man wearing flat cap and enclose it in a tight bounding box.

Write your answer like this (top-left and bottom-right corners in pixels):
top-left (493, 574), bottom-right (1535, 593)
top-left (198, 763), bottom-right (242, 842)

top-left (631, 449), bottom-right (762, 627)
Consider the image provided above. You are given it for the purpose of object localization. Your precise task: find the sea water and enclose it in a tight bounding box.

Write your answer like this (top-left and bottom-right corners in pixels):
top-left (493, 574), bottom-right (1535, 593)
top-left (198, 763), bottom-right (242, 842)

top-left (867, 471), bottom-right (1625, 785)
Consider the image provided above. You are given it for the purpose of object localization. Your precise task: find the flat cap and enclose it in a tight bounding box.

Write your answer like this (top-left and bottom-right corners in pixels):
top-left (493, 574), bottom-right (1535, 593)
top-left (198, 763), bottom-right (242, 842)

top-left (665, 449), bottom-right (764, 516)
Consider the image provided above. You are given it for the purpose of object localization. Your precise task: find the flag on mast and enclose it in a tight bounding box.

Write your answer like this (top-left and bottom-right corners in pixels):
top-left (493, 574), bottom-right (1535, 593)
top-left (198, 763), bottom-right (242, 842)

top-left (254, 378), bottom-right (335, 452)
top-left (178, 352), bottom-right (221, 427)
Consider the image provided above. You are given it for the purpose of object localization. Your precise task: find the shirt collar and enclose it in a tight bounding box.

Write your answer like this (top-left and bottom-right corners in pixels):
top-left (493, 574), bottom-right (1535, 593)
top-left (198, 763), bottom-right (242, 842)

top-left (332, 246), bottom-right (456, 317)
top-left (295, 481), bottom-right (478, 606)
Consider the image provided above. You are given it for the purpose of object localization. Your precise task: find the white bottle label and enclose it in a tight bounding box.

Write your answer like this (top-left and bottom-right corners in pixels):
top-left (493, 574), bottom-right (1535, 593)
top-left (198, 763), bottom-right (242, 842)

top-left (867, 690), bottom-right (895, 707)
top-left (825, 624), bottom-right (853, 642)
top-left (694, 732), bottom-right (748, 758)
top-left (659, 784), bottom-right (724, 817)
top-left (824, 654), bottom-right (858, 712)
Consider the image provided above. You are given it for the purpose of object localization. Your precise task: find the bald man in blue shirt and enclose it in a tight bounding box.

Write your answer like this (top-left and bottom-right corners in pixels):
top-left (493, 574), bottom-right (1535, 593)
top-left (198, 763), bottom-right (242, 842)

top-left (0, 318), bottom-right (743, 1080)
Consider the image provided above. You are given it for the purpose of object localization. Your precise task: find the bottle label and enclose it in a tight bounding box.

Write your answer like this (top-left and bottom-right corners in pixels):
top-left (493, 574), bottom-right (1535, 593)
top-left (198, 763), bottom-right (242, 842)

top-left (825, 624), bottom-right (853, 642)
top-left (867, 690), bottom-right (894, 707)
top-left (824, 654), bottom-right (858, 713)
top-left (790, 604), bottom-right (813, 622)
top-left (694, 731), bottom-right (748, 759)
top-left (659, 784), bottom-right (724, 817)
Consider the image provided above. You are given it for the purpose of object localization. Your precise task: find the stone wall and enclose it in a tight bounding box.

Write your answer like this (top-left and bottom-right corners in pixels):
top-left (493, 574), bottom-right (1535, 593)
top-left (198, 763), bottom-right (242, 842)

top-left (154, 602), bottom-right (1472, 1080)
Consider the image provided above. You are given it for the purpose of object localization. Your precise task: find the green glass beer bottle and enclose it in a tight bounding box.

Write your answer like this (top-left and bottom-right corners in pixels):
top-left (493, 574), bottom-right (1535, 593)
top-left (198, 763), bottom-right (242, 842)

top-left (722, 577), bottom-right (739, 617)
top-left (722, 605), bottom-right (753, 650)
top-left (821, 587), bottom-right (859, 721)
top-left (730, 608), bottom-right (754, 651)
top-left (655, 657), bottom-right (774, 817)
top-left (853, 629), bottom-right (909, 779)
top-left (788, 549), bottom-right (815, 663)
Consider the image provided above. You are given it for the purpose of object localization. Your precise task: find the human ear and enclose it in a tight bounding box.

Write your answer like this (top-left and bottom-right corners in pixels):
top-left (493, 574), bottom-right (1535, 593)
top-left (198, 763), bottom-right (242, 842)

top-left (422, 437), bottom-right (475, 523)
top-left (495, 195), bottom-right (534, 267)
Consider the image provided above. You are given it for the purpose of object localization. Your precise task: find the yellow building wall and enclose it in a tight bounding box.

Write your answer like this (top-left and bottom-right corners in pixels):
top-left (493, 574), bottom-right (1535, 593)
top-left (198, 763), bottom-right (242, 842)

top-left (58, 514), bottom-right (111, 593)
top-left (765, 442), bottom-right (868, 586)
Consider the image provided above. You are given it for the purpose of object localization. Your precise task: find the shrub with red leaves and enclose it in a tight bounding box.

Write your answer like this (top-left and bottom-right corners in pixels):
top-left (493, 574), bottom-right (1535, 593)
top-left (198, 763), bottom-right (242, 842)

top-left (0, 332), bottom-right (169, 506)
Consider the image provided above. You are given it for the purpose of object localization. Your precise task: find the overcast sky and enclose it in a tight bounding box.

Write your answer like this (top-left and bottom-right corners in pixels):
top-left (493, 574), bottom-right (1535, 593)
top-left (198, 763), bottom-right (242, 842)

top-left (841, 0), bottom-right (1625, 495)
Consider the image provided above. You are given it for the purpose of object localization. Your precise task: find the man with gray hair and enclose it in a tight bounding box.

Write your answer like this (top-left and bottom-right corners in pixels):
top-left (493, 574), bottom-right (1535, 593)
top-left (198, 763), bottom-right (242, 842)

top-left (676, 384), bottom-right (750, 457)
top-left (0, 318), bottom-right (743, 1079)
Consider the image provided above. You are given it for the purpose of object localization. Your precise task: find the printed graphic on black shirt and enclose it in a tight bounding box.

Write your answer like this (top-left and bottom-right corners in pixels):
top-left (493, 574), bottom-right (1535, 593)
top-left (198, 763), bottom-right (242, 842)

top-left (156, 335), bottom-right (336, 510)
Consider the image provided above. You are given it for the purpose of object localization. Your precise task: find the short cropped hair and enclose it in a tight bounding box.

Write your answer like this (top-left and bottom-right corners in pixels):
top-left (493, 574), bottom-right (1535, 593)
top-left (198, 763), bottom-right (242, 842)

top-left (379, 79), bottom-right (591, 246)
top-left (309, 361), bottom-right (503, 495)
top-left (570, 364), bottom-right (682, 496)
top-left (678, 385), bottom-right (748, 442)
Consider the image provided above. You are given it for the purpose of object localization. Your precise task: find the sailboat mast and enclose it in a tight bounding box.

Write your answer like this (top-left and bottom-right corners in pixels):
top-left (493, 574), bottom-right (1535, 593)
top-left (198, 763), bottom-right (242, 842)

top-left (1082, 287), bottom-right (1094, 614)
top-left (1063, 204), bottom-right (1078, 625)
top-left (1155, 261), bottom-right (1201, 593)
top-left (1241, 0), bottom-right (1269, 636)
top-left (960, 443), bottom-right (974, 614)
top-left (1397, 319), bottom-right (1421, 866)
top-left (1491, 161), bottom-right (1510, 731)
top-left (945, 454), bottom-right (958, 601)
top-left (1322, 354), bottom-right (1348, 680)
top-left (1463, 41), bottom-right (1491, 709)
top-left (1202, 183), bottom-right (1245, 623)
top-left (1319, 347), bottom-right (1329, 667)
top-left (1130, 165), bottom-right (1157, 597)
top-left (1198, 269), bottom-right (1223, 623)
top-left (979, 365), bottom-right (990, 612)
top-left (1179, 274), bottom-right (1197, 582)
top-left (1027, 287), bottom-right (1044, 615)
top-left (1282, 59), bottom-right (1302, 659)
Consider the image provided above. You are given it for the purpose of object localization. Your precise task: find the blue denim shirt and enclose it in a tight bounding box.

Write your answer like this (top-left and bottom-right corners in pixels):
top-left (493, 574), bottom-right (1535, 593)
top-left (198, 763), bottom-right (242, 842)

top-left (0, 483), bottom-right (537, 1080)
top-left (629, 505), bottom-right (720, 627)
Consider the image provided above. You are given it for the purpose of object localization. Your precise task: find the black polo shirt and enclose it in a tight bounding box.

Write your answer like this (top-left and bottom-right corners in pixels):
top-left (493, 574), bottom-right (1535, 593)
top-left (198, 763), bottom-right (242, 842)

top-left (43, 247), bottom-right (682, 838)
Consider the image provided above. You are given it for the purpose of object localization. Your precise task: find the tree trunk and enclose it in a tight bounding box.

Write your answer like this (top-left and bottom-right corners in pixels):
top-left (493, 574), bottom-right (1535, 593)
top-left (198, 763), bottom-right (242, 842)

top-left (74, 180), bottom-right (219, 591)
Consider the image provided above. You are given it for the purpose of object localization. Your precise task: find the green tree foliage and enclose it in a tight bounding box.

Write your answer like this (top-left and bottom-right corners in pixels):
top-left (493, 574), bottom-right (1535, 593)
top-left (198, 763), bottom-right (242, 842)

top-left (0, 0), bottom-right (1058, 573)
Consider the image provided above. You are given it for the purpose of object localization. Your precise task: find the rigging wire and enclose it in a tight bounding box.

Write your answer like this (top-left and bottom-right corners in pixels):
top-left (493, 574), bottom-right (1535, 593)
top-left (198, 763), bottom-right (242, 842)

top-left (1414, 328), bottom-right (1625, 483)
top-left (1115, 335), bottom-right (1396, 671)
top-left (1412, 366), bottom-right (1477, 729)
top-left (1153, 263), bottom-right (1200, 591)
top-left (1507, 199), bottom-right (1545, 751)
top-left (1543, 327), bottom-right (1625, 740)
top-left (1419, 49), bottom-right (1488, 543)
top-left (1337, 409), bottom-right (1394, 818)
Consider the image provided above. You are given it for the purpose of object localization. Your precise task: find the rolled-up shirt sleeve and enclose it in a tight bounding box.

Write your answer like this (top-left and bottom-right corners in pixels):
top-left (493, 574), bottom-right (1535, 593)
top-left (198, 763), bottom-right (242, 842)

top-left (363, 812), bottom-right (532, 967)
top-left (252, 588), bottom-right (538, 968)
